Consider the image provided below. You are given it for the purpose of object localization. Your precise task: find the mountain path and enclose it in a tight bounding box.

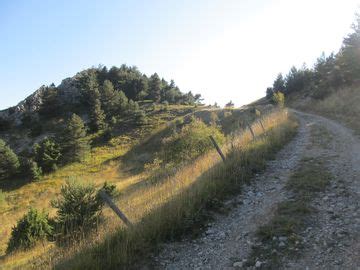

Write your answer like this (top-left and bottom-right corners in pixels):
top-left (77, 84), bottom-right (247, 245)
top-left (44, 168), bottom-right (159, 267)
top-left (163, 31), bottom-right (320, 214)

top-left (152, 111), bottom-right (360, 269)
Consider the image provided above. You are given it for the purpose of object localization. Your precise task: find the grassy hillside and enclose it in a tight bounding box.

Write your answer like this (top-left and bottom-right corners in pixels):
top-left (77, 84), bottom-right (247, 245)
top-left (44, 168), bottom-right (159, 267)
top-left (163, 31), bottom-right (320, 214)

top-left (0, 105), bottom-right (198, 267)
top-left (0, 104), bottom-right (296, 269)
top-left (0, 105), bottom-right (270, 267)
top-left (53, 109), bottom-right (296, 270)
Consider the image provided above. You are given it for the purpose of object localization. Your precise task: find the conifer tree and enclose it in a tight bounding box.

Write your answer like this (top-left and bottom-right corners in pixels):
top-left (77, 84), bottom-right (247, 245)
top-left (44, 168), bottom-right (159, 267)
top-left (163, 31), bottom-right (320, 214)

top-left (33, 137), bottom-right (61, 173)
top-left (148, 73), bottom-right (161, 102)
top-left (78, 71), bottom-right (106, 131)
top-left (90, 98), bottom-right (107, 131)
top-left (101, 80), bottom-right (128, 118)
top-left (60, 114), bottom-right (89, 163)
top-left (0, 139), bottom-right (20, 180)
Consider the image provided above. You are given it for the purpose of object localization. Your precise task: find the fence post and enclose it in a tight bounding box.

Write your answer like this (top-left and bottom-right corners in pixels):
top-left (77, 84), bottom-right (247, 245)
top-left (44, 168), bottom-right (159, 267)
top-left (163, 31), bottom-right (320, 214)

top-left (259, 119), bottom-right (266, 133)
top-left (98, 190), bottom-right (133, 227)
top-left (247, 124), bottom-right (255, 140)
top-left (209, 135), bottom-right (226, 162)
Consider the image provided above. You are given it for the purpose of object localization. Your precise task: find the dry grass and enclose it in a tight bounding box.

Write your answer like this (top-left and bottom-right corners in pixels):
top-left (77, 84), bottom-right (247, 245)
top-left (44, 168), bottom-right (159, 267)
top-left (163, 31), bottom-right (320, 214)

top-left (52, 110), bottom-right (297, 270)
top-left (0, 106), bottom-right (195, 264)
top-left (296, 85), bottom-right (360, 134)
top-left (0, 108), bottom-right (295, 270)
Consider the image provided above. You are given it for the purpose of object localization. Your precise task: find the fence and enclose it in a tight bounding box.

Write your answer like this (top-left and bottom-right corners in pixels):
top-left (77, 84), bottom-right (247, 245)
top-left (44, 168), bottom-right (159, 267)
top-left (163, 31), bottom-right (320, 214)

top-left (100, 113), bottom-right (269, 226)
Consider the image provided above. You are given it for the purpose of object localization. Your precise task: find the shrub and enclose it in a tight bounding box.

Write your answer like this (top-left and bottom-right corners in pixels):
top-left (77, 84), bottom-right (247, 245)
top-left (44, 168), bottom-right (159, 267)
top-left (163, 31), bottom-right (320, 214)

top-left (6, 208), bottom-right (52, 253)
top-left (20, 158), bottom-right (42, 181)
top-left (134, 109), bottom-right (148, 125)
top-left (272, 91), bottom-right (285, 108)
top-left (162, 118), bottom-right (225, 163)
top-left (0, 139), bottom-right (20, 180)
top-left (28, 160), bottom-right (43, 181)
top-left (51, 182), bottom-right (104, 240)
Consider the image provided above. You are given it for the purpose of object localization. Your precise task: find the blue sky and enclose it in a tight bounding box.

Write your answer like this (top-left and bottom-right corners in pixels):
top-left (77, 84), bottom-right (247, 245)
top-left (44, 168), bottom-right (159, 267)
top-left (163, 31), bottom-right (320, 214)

top-left (0, 0), bottom-right (358, 110)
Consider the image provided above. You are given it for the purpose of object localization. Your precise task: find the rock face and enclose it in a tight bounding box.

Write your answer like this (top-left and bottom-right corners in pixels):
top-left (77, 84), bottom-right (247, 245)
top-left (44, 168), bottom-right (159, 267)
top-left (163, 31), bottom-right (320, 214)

top-left (0, 76), bottom-right (81, 126)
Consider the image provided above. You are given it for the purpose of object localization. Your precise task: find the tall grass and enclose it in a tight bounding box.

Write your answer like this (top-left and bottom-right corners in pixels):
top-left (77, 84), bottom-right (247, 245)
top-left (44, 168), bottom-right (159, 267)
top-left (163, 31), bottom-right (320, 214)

top-left (297, 85), bottom-right (360, 134)
top-left (53, 110), bottom-right (297, 269)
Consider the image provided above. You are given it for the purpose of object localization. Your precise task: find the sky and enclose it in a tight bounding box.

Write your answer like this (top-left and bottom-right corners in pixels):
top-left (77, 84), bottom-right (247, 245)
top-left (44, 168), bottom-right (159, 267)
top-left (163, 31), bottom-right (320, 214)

top-left (0, 0), bottom-right (359, 110)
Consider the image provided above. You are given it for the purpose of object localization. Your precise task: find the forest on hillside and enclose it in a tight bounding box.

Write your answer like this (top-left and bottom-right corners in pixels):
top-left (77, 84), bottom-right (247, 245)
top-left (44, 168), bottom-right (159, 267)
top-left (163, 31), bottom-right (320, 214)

top-left (0, 65), bottom-right (203, 183)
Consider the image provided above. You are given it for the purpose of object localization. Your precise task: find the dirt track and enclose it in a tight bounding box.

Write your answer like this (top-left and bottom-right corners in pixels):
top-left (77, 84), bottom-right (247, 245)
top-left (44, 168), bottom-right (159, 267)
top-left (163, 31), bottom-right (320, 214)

top-left (154, 111), bottom-right (360, 269)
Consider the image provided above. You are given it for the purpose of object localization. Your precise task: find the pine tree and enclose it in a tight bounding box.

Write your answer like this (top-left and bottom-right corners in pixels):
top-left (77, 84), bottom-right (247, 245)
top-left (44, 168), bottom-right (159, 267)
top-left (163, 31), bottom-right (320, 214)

top-left (28, 160), bottom-right (42, 181)
top-left (0, 139), bottom-right (20, 180)
top-left (39, 86), bottom-right (61, 117)
top-left (90, 98), bottom-right (107, 132)
top-left (101, 80), bottom-right (128, 118)
top-left (60, 114), bottom-right (89, 163)
top-left (101, 80), bottom-right (118, 117)
top-left (78, 70), bottom-right (106, 131)
top-left (272, 73), bottom-right (286, 93)
top-left (148, 73), bottom-right (161, 102)
top-left (33, 137), bottom-right (61, 173)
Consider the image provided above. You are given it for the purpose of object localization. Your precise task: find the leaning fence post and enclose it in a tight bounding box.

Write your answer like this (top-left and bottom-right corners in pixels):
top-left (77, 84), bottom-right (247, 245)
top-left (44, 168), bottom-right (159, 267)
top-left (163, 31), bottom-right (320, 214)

top-left (247, 123), bottom-right (255, 140)
top-left (259, 119), bottom-right (266, 133)
top-left (98, 190), bottom-right (133, 227)
top-left (209, 135), bottom-right (226, 162)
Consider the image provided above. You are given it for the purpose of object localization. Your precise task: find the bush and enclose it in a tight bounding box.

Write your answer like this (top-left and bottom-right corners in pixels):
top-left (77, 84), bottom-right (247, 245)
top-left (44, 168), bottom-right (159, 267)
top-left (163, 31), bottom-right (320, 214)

top-left (0, 139), bottom-right (20, 180)
top-left (272, 91), bottom-right (285, 108)
top-left (20, 158), bottom-right (42, 181)
top-left (134, 109), bottom-right (148, 125)
top-left (28, 160), bottom-right (43, 181)
top-left (6, 208), bottom-right (52, 253)
top-left (51, 182), bottom-right (104, 240)
top-left (162, 118), bottom-right (225, 163)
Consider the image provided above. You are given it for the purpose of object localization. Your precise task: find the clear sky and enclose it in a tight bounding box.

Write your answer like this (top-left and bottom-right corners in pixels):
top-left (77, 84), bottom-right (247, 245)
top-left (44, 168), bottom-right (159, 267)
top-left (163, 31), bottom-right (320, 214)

top-left (0, 0), bottom-right (359, 110)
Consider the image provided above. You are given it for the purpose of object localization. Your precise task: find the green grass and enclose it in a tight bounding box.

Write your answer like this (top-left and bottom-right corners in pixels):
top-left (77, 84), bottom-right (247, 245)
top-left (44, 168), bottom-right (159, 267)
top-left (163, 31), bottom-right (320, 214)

top-left (247, 158), bottom-right (332, 269)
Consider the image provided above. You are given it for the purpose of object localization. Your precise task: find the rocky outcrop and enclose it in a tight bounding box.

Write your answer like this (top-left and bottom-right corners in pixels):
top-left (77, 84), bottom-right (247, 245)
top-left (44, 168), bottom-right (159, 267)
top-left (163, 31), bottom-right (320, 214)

top-left (0, 76), bottom-right (82, 126)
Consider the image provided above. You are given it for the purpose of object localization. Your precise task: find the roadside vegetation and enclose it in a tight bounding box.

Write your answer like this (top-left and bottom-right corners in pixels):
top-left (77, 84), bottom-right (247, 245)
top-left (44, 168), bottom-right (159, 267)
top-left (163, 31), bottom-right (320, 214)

top-left (298, 86), bottom-right (360, 134)
top-left (0, 107), bottom-right (296, 269)
top-left (52, 109), bottom-right (297, 269)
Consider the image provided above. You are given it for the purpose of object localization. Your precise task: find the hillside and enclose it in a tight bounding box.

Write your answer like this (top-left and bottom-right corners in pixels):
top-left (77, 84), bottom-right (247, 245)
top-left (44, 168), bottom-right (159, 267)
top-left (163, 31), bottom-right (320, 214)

top-left (0, 68), bottom-right (285, 269)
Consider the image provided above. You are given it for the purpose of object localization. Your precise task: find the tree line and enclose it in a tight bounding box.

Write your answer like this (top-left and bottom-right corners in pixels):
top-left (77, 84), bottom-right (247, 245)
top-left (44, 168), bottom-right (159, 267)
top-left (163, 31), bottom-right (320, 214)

top-left (0, 65), bottom-right (204, 182)
top-left (266, 15), bottom-right (360, 101)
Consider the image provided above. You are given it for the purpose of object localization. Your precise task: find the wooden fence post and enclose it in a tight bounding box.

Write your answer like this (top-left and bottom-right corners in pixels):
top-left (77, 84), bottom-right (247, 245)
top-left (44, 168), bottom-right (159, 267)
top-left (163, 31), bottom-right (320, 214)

top-left (259, 119), bottom-right (266, 133)
top-left (247, 124), bottom-right (255, 140)
top-left (98, 190), bottom-right (133, 227)
top-left (209, 135), bottom-right (226, 162)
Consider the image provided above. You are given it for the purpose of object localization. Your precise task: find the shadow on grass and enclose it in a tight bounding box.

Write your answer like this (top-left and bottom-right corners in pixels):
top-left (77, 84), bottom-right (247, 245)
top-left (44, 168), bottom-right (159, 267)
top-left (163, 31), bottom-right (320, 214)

top-left (0, 175), bottom-right (31, 192)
